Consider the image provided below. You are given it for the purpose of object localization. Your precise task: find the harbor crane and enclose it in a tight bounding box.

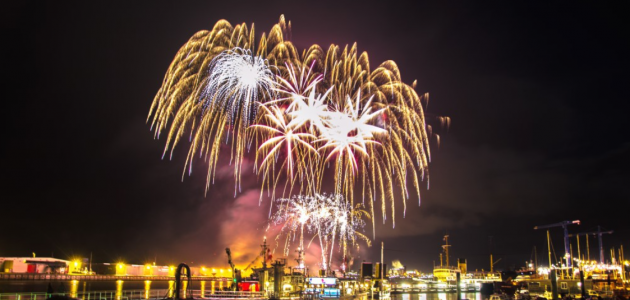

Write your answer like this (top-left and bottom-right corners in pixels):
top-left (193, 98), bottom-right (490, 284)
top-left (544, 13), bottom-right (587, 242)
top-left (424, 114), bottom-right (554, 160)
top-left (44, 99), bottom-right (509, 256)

top-left (244, 249), bottom-right (264, 271)
top-left (225, 248), bottom-right (238, 290)
top-left (534, 220), bottom-right (580, 267)
top-left (244, 237), bottom-right (269, 272)
top-left (225, 247), bottom-right (235, 273)
top-left (569, 226), bottom-right (613, 264)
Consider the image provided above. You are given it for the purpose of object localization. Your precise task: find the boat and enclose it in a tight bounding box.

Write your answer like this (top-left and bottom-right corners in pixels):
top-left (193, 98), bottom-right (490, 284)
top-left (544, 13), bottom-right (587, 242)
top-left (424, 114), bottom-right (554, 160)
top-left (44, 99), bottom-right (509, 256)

top-left (432, 235), bottom-right (461, 283)
top-left (514, 289), bottom-right (531, 300)
top-left (488, 293), bottom-right (510, 300)
top-left (370, 289), bottom-right (390, 299)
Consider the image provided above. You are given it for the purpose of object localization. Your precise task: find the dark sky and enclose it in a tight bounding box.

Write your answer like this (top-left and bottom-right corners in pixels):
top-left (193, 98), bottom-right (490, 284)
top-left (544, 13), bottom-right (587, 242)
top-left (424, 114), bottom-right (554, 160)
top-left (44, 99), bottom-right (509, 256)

top-left (2, 1), bottom-right (629, 273)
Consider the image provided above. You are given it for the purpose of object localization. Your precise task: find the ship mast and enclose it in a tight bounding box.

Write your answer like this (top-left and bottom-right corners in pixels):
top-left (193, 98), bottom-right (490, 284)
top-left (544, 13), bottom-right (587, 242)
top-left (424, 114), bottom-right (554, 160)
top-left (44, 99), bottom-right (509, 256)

top-left (547, 230), bottom-right (552, 268)
top-left (261, 236), bottom-right (268, 269)
top-left (295, 247), bottom-right (304, 269)
top-left (534, 246), bottom-right (538, 271)
top-left (381, 241), bottom-right (384, 293)
top-left (442, 235), bottom-right (451, 267)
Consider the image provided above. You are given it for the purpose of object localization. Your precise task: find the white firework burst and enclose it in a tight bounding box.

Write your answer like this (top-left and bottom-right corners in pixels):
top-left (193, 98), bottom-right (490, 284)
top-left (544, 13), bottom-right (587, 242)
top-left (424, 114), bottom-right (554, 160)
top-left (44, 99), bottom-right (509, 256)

top-left (271, 193), bottom-right (369, 271)
top-left (286, 84), bottom-right (333, 132)
top-left (316, 91), bottom-right (387, 172)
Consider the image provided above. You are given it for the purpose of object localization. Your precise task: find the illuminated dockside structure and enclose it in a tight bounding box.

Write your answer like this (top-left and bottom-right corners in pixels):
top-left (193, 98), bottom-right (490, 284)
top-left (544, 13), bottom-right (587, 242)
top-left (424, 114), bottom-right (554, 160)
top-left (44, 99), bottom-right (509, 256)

top-left (515, 259), bottom-right (629, 298)
top-left (0, 257), bottom-right (71, 274)
top-left (389, 258), bottom-right (502, 293)
top-left (0, 256), bottom-right (236, 279)
top-left (389, 236), bottom-right (503, 294)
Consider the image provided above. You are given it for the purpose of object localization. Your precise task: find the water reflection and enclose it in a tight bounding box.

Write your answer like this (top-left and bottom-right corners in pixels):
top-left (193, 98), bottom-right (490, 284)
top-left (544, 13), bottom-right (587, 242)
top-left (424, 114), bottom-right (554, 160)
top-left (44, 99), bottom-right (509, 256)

top-left (2, 279), bottom-right (263, 296)
top-left (70, 280), bottom-right (78, 298)
top-left (392, 292), bottom-right (483, 300)
top-left (116, 280), bottom-right (123, 300)
top-left (144, 280), bottom-right (151, 299)
top-left (182, 280), bottom-right (188, 298)
top-left (167, 280), bottom-right (174, 298)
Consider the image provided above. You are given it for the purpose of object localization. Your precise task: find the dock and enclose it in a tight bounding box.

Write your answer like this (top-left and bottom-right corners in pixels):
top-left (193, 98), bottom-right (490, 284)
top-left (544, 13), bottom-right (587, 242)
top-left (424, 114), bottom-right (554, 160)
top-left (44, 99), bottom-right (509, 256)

top-left (0, 273), bottom-right (229, 282)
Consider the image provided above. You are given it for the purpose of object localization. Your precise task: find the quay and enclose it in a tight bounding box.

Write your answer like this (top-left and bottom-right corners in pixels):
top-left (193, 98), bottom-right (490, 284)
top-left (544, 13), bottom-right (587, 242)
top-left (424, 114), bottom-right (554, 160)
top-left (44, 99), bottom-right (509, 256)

top-left (0, 290), bottom-right (268, 300)
top-left (0, 273), bottom-right (229, 282)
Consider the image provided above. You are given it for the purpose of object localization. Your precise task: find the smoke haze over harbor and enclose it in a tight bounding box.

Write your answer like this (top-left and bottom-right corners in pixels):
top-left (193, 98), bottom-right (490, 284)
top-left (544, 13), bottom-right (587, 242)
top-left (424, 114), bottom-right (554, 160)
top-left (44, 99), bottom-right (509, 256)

top-left (2, 1), bottom-right (629, 273)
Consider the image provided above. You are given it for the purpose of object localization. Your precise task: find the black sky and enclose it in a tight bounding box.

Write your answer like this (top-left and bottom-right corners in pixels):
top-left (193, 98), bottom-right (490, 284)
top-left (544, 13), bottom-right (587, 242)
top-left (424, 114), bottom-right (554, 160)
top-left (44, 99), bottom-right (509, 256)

top-left (2, 1), bottom-right (629, 273)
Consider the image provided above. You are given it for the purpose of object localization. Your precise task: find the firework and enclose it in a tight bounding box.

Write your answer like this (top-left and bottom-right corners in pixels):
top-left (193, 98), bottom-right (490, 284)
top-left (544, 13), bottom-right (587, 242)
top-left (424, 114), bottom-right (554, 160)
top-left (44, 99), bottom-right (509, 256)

top-left (148, 14), bottom-right (444, 238)
top-left (201, 47), bottom-right (275, 127)
top-left (251, 104), bottom-right (318, 202)
top-left (270, 193), bottom-right (370, 270)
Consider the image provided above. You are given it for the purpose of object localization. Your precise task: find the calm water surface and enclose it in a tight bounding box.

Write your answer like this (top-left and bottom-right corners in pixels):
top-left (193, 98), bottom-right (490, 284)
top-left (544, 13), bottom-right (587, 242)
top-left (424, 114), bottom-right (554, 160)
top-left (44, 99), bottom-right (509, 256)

top-left (1, 281), bottom-right (485, 300)
top-left (391, 293), bottom-right (484, 300)
top-left (0, 280), bottom-right (228, 294)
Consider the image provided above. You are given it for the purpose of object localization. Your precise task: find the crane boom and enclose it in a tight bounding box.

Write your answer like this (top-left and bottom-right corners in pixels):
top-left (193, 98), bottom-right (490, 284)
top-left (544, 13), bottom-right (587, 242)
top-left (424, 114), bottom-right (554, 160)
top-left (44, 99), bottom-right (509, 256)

top-left (534, 220), bottom-right (580, 267)
top-left (244, 252), bottom-right (262, 271)
top-left (225, 248), bottom-right (237, 291)
top-left (568, 230), bottom-right (614, 237)
top-left (225, 248), bottom-right (235, 271)
top-left (533, 220), bottom-right (580, 230)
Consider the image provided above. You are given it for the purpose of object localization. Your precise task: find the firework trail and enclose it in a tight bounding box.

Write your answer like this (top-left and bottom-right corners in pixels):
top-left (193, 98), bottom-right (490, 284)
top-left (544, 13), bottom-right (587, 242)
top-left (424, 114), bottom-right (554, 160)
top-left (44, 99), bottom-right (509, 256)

top-left (148, 15), bottom-right (447, 244)
top-left (270, 193), bottom-right (370, 271)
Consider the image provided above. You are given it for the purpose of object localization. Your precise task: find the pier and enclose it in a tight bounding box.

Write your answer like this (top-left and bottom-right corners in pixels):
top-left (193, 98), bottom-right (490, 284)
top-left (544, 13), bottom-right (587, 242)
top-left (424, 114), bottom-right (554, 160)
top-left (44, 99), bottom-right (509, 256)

top-left (0, 290), bottom-right (267, 300)
top-left (0, 274), bottom-right (229, 282)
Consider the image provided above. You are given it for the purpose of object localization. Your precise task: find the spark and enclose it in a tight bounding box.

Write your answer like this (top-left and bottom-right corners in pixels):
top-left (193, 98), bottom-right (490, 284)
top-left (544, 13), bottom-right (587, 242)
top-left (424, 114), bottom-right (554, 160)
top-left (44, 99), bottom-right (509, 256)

top-left (201, 47), bottom-right (275, 128)
top-left (148, 16), bottom-right (444, 266)
top-left (251, 104), bottom-right (318, 201)
top-left (317, 91), bottom-right (387, 164)
top-left (285, 85), bottom-right (332, 132)
top-left (271, 194), bottom-right (370, 270)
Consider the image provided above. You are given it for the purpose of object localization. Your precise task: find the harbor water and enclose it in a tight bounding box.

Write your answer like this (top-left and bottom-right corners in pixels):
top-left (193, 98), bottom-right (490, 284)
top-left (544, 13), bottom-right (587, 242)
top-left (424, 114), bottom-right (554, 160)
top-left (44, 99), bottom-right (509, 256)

top-left (0, 280), bottom-right (227, 294)
top-left (392, 293), bottom-right (483, 300)
top-left (0, 280), bottom-right (484, 300)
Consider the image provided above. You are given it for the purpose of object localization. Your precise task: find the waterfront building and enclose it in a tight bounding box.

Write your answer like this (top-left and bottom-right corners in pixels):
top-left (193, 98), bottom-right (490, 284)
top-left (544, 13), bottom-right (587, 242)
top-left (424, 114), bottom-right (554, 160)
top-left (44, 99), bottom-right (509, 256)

top-left (0, 257), bottom-right (70, 274)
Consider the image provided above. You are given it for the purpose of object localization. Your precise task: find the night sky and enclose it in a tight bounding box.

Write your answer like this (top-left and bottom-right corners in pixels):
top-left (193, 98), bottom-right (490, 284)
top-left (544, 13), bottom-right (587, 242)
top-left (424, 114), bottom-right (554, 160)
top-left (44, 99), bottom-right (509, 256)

top-left (2, 1), bottom-right (629, 273)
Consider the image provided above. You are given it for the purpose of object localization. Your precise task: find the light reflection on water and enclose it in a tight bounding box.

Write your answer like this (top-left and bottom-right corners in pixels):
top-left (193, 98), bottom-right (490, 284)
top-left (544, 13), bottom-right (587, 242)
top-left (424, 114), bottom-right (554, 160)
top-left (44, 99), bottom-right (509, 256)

top-left (168, 280), bottom-right (174, 298)
top-left (392, 293), bottom-right (483, 300)
top-left (144, 281), bottom-right (151, 299)
top-left (1, 280), bottom-right (486, 300)
top-left (0, 280), bottom-right (223, 294)
top-left (70, 280), bottom-right (78, 298)
top-left (116, 280), bottom-right (123, 300)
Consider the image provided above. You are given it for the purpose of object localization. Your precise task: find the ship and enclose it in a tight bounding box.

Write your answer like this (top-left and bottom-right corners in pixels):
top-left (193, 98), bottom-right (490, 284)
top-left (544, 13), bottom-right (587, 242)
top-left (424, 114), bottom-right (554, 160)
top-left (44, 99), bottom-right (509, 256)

top-left (389, 235), bottom-right (502, 294)
top-left (433, 235), bottom-right (502, 293)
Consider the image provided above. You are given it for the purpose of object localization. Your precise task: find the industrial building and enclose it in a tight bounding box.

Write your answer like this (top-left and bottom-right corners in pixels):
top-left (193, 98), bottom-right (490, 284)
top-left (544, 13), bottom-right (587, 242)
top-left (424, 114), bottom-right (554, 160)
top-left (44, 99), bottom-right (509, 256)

top-left (0, 257), bottom-right (71, 274)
